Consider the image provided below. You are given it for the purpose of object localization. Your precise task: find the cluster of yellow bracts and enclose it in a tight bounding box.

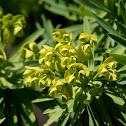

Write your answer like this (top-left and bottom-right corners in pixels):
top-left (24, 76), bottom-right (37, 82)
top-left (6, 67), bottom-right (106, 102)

top-left (21, 29), bottom-right (119, 101)
top-left (0, 7), bottom-right (26, 44)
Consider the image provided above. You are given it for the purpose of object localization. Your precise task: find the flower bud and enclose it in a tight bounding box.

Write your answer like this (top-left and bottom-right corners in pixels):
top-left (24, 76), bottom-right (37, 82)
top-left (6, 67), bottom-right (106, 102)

top-left (23, 66), bottom-right (55, 89)
top-left (79, 33), bottom-right (90, 45)
top-left (98, 56), bottom-right (119, 81)
top-left (59, 45), bottom-right (76, 57)
top-left (89, 34), bottom-right (97, 48)
top-left (53, 29), bottom-right (73, 43)
top-left (61, 56), bottom-right (76, 67)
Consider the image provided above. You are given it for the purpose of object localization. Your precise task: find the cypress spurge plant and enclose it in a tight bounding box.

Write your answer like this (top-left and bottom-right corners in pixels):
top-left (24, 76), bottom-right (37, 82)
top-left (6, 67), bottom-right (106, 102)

top-left (1, 5), bottom-right (125, 125)
top-left (22, 26), bottom-right (126, 125)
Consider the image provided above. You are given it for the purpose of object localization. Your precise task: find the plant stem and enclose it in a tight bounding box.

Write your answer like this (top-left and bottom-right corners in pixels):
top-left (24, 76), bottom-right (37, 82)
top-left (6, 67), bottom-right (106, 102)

top-left (0, 29), bottom-right (3, 49)
top-left (93, 73), bottom-right (99, 80)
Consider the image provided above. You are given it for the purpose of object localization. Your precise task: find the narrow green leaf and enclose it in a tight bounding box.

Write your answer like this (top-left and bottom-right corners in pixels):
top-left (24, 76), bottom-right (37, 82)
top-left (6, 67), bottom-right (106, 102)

top-left (118, 65), bottom-right (126, 78)
top-left (121, 112), bottom-right (126, 123)
top-left (109, 53), bottom-right (126, 65)
top-left (21, 103), bottom-right (37, 126)
top-left (0, 117), bottom-right (6, 124)
top-left (120, 1), bottom-right (126, 25)
top-left (74, 0), bottom-right (102, 11)
top-left (94, 33), bottom-right (105, 50)
top-left (83, 16), bottom-right (91, 35)
top-left (104, 94), bottom-right (126, 125)
top-left (66, 8), bottom-right (85, 17)
top-left (44, 110), bottom-right (64, 126)
top-left (92, 13), bottom-right (119, 36)
top-left (89, 0), bottom-right (110, 13)
top-left (104, 36), bottom-right (111, 49)
top-left (43, 105), bottom-right (63, 114)
top-left (106, 93), bottom-right (125, 106)
top-left (115, 21), bottom-right (126, 35)
top-left (92, 13), bottom-right (125, 54)
top-left (43, 0), bottom-right (81, 21)
top-left (0, 97), bottom-right (4, 104)
top-left (63, 24), bottom-right (83, 33)
top-left (32, 98), bottom-right (54, 103)
top-left (118, 81), bottom-right (126, 85)
top-left (70, 103), bottom-right (85, 125)
top-left (110, 44), bottom-right (125, 54)
top-left (57, 113), bottom-right (70, 126)
top-left (41, 15), bottom-right (53, 39)
top-left (90, 102), bottom-right (101, 125)
top-left (87, 106), bottom-right (94, 126)
top-left (66, 99), bottom-right (74, 113)
top-left (19, 29), bottom-right (44, 45)
top-left (79, 6), bottom-right (92, 17)
top-left (108, 33), bottom-right (126, 47)
top-left (15, 89), bottom-right (38, 126)
top-left (61, 113), bottom-right (70, 126)
top-left (94, 98), bottom-right (113, 126)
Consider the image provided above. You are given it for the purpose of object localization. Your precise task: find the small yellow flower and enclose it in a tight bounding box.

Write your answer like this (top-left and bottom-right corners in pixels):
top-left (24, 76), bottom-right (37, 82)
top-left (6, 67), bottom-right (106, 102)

top-left (98, 56), bottom-right (119, 81)
top-left (89, 34), bottom-right (97, 48)
top-left (53, 29), bottom-right (73, 43)
top-left (79, 33), bottom-right (90, 45)
top-left (49, 79), bottom-right (75, 102)
top-left (65, 63), bottom-right (90, 84)
top-left (59, 45), bottom-right (76, 57)
top-left (39, 45), bottom-right (64, 72)
top-left (79, 33), bottom-right (97, 48)
top-left (23, 66), bottom-right (55, 89)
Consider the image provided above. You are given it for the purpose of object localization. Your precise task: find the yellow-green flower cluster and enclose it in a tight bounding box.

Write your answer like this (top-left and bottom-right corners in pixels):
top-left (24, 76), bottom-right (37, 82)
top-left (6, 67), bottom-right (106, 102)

top-left (49, 79), bottom-right (75, 101)
top-left (39, 45), bottom-right (64, 72)
top-left (77, 33), bottom-right (97, 63)
top-left (23, 66), bottom-right (55, 89)
top-left (53, 29), bottom-right (73, 43)
top-left (20, 42), bottom-right (39, 60)
top-left (64, 63), bottom-right (90, 84)
top-left (0, 7), bottom-right (26, 44)
top-left (98, 56), bottom-right (119, 81)
top-left (22, 29), bottom-right (119, 102)
top-left (0, 49), bottom-right (7, 66)
top-left (79, 33), bottom-right (97, 47)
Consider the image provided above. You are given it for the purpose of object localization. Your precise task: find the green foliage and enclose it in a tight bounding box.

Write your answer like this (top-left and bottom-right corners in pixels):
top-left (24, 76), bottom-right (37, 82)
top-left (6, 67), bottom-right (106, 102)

top-left (0, 0), bottom-right (126, 126)
top-left (22, 27), bottom-right (126, 126)
top-left (0, 9), bottom-right (45, 125)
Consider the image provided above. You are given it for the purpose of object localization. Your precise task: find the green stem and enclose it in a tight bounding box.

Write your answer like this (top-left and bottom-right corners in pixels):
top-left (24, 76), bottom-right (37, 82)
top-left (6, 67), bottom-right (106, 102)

top-left (8, 51), bottom-right (20, 62)
top-left (93, 73), bottom-right (99, 80)
top-left (3, 42), bottom-right (6, 50)
top-left (0, 29), bottom-right (3, 49)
